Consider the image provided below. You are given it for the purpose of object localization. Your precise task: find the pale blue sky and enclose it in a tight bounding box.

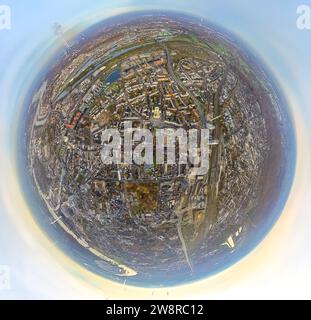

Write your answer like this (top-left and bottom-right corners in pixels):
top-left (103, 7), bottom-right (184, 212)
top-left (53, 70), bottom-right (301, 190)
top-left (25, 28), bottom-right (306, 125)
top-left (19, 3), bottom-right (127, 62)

top-left (1, 0), bottom-right (311, 298)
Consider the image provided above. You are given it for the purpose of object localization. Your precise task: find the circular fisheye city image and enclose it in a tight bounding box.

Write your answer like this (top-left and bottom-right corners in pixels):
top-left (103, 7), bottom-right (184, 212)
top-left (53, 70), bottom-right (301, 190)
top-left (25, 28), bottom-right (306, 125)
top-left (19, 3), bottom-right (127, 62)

top-left (19, 11), bottom-right (295, 287)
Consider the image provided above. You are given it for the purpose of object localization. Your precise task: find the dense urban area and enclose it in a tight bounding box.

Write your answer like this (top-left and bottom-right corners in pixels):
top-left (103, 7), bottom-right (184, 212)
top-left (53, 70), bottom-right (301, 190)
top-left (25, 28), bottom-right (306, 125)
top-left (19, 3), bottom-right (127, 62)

top-left (26, 14), bottom-right (286, 283)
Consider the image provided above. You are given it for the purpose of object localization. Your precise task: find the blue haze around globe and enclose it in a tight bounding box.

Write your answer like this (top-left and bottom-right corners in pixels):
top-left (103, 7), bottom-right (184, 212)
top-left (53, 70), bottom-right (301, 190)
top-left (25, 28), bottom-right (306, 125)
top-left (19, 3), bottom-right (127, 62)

top-left (18, 11), bottom-right (296, 287)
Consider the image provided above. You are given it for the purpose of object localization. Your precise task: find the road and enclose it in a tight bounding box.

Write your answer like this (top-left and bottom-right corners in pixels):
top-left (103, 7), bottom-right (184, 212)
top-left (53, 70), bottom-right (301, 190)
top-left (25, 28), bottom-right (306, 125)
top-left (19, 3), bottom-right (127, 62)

top-left (163, 44), bottom-right (207, 128)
